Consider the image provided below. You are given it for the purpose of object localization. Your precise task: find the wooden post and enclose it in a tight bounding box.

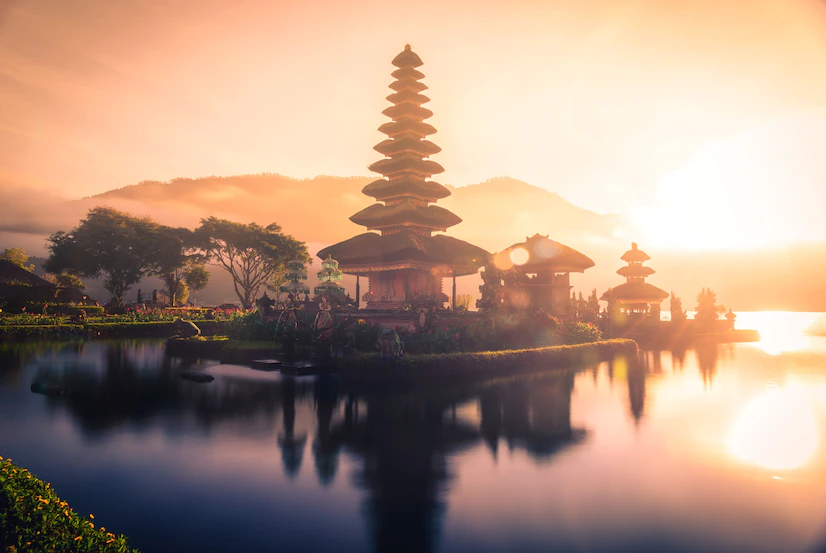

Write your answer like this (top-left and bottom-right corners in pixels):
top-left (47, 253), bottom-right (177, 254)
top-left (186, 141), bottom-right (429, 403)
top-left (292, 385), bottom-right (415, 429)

top-left (452, 275), bottom-right (457, 310)
top-left (355, 275), bottom-right (360, 310)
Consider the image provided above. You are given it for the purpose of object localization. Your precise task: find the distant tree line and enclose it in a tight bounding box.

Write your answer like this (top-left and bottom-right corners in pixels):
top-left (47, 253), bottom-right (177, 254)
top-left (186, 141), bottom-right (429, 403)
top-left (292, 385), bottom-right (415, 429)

top-left (44, 207), bottom-right (308, 310)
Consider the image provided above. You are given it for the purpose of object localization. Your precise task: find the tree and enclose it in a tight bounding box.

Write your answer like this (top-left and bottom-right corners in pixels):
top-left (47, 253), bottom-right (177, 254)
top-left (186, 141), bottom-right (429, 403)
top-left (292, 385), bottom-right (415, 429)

top-left (45, 207), bottom-right (160, 306)
top-left (54, 273), bottom-right (84, 289)
top-left (151, 226), bottom-right (207, 307)
top-left (196, 217), bottom-right (308, 309)
top-left (1, 247), bottom-right (34, 272)
top-left (670, 291), bottom-right (686, 323)
top-left (184, 265), bottom-right (210, 306)
top-left (583, 289), bottom-right (600, 323)
top-left (695, 287), bottom-right (719, 328)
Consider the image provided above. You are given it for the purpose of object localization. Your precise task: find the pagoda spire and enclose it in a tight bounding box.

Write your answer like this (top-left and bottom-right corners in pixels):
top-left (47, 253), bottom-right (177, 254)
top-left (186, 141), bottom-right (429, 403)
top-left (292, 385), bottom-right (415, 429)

top-left (616, 242), bottom-right (656, 283)
top-left (351, 45), bottom-right (460, 236)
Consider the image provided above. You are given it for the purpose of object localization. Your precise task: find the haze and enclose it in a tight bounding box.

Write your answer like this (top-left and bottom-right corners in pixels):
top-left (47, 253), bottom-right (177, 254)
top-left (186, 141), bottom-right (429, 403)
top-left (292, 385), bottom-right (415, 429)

top-left (3, 0), bottom-right (826, 306)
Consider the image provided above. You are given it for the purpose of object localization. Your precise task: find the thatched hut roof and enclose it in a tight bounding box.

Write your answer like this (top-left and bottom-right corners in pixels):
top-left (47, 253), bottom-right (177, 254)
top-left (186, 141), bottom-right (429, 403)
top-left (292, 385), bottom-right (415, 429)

top-left (496, 234), bottom-right (594, 273)
top-left (601, 282), bottom-right (669, 303)
top-left (386, 90), bottom-right (430, 105)
top-left (391, 45), bottom-right (424, 68)
top-left (350, 201), bottom-right (461, 231)
top-left (389, 79), bottom-right (427, 93)
top-left (368, 157), bottom-right (444, 178)
top-left (0, 260), bottom-right (53, 287)
top-left (362, 178), bottom-right (450, 202)
top-left (391, 67), bottom-right (424, 81)
top-left (378, 119), bottom-right (437, 138)
top-left (381, 103), bottom-right (434, 121)
top-left (617, 265), bottom-right (655, 278)
top-left (373, 137), bottom-right (441, 157)
top-left (621, 242), bottom-right (650, 263)
top-left (317, 231), bottom-right (490, 276)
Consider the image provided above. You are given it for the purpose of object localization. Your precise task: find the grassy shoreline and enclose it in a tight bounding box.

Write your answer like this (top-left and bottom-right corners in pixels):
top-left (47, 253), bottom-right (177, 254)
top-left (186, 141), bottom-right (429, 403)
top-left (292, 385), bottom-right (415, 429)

top-left (335, 339), bottom-right (638, 383)
top-left (0, 456), bottom-right (138, 553)
top-left (0, 320), bottom-right (226, 341)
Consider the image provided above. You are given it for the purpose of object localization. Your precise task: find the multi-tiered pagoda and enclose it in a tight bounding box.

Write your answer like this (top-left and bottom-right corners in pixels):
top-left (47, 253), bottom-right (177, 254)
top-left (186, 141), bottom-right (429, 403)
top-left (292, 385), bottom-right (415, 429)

top-left (318, 45), bottom-right (489, 310)
top-left (601, 242), bottom-right (668, 317)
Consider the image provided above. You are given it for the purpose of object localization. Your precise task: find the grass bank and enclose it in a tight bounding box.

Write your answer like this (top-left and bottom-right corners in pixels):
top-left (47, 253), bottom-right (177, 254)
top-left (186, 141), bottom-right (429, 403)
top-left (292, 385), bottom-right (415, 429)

top-left (0, 456), bottom-right (138, 553)
top-left (337, 339), bottom-right (638, 383)
top-left (0, 321), bottom-right (226, 341)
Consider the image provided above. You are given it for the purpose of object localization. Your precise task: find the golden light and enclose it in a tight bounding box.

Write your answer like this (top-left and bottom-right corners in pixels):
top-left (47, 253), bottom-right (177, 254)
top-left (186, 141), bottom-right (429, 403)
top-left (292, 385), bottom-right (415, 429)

top-left (736, 312), bottom-right (822, 355)
top-left (728, 383), bottom-right (818, 470)
top-left (492, 251), bottom-right (513, 271)
top-left (509, 247), bottom-right (530, 266)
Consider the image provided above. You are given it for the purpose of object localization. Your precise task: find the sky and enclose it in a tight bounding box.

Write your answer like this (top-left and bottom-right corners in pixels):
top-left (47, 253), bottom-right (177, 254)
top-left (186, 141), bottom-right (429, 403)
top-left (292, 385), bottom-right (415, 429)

top-left (3, 0), bottom-right (826, 249)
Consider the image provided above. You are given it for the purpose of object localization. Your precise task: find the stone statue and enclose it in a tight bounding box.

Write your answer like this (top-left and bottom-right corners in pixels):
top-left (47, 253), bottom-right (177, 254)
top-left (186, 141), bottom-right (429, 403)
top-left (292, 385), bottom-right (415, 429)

top-left (378, 328), bottom-right (404, 358)
top-left (256, 292), bottom-right (276, 320)
top-left (173, 317), bottom-right (201, 338)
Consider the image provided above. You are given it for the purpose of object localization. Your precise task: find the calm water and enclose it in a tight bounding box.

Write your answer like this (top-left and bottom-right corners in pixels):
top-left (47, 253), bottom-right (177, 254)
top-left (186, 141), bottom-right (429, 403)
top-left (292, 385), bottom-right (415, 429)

top-left (2, 313), bottom-right (826, 553)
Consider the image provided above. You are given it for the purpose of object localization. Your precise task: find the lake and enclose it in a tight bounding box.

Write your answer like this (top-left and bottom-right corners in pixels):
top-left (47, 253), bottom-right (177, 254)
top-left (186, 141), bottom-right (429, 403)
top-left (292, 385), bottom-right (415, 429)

top-left (2, 312), bottom-right (826, 553)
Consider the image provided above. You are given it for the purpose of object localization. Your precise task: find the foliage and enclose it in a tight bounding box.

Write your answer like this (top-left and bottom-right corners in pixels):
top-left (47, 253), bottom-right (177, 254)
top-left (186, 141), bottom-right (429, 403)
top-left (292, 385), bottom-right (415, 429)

top-left (53, 273), bottom-right (84, 290)
top-left (0, 456), bottom-right (139, 553)
top-left (45, 207), bottom-right (161, 306)
top-left (0, 247), bottom-right (34, 272)
top-left (454, 294), bottom-right (473, 311)
top-left (695, 287), bottom-right (719, 328)
top-left (196, 217), bottom-right (308, 310)
top-left (400, 320), bottom-right (496, 354)
top-left (670, 291), bottom-right (687, 323)
top-left (183, 265), bottom-right (210, 302)
top-left (582, 289), bottom-right (600, 324)
top-left (150, 226), bottom-right (206, 307)
top-left (557, 321), bottom-right (603, 344)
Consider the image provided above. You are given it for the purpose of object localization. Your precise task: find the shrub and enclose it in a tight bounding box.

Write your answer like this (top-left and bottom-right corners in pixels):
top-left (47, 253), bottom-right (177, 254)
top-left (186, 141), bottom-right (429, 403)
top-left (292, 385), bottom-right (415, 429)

top-left (0, 456), bottom-right (139, 552)
top-left (558, 321), bottom-right (603, 344)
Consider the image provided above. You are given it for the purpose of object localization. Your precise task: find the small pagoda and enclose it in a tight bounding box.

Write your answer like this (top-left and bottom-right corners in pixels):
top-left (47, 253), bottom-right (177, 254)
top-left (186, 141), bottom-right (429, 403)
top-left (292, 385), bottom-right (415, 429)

top-left (318, 45), bottom-right (489, 310)
top-left (601, 242), bottom-right (668, 317)
top-left (492, 234), bottom-right (594, 317)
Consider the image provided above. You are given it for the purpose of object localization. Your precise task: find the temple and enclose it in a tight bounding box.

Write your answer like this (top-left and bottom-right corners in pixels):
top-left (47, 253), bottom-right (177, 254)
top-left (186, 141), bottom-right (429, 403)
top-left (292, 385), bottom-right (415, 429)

top-left (601, 242), bottom-right (668, 317)
top-left (318, 45), bottom-right (489, 310)
top-left (493, 234), bottom-right (594, 317)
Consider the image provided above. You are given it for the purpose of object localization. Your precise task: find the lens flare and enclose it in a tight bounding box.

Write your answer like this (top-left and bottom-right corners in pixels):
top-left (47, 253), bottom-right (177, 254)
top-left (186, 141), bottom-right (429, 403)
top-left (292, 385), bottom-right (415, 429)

top-left (509, 247), bottom-right (530, 266)
top-left (728, 383), bottom-right (818, 470)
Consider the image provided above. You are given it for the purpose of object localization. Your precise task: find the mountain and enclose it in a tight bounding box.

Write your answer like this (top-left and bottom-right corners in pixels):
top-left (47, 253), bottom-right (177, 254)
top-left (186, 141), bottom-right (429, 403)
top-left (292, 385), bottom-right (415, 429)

top-left (4, 172), bottom-right (826, 311)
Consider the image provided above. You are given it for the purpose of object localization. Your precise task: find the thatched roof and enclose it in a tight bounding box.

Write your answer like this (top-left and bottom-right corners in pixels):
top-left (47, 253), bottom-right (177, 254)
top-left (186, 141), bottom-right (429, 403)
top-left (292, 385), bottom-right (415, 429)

top-left (373, 137), bottom-right (441, 157)
top-left (391, 45), bottom-right (424, 68)
top-left (0, 259), bottom-right (54, 287)
top-left (391, 66), bottom-right (424, 81)
top-left (617, 265), bottom-right (655, 278)
top-left (378, 119), bottom-right (437, 138)
top-left (602, 282), bottom-right (669, 303)
top-left (368, 157), bottom-right (444, 178)
top-left (496, 234), bottom-right (594, 273)
top-left (317, 231), bottom-right (490, 276)
top-left (381, 103), bottom-right (434, 121)
top-left (621, 242), bottom-right (651, 263)
top-left (386, 90), bottom-right (430, 105)
top-left (350, 201), bottom-right (461, 231)
top-left (389, 79), bottom-right (427, 93)
top-left (362, 178), bottom-right (450, 202)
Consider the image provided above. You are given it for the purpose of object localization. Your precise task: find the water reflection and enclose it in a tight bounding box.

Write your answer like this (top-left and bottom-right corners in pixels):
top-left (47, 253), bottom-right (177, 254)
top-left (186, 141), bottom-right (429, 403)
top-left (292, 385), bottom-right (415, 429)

top-left (729, 382), bottom-right (819, 470)
top-left (2, 329), bottom-right (826, 553)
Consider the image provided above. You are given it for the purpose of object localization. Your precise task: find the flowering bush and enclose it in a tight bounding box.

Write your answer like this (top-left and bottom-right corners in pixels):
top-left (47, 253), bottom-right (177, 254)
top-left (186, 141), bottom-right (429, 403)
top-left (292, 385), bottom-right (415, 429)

top-left (558, 321), bottom-right (603, 344)
top-left (400, 320), bottom-right (496, 354)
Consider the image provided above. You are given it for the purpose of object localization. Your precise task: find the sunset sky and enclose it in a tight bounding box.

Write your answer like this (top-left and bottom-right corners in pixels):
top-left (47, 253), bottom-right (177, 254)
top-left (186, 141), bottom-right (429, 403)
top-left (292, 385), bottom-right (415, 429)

top-left (3, 0), bottom-right (826, 250)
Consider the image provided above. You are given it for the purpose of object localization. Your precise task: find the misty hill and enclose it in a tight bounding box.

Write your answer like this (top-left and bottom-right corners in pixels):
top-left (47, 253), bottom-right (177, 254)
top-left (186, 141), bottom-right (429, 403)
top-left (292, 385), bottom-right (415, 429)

top-left (86, 173), bottom-right (624, 251)
top-left (6, 172), bottom-right (826, 311)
